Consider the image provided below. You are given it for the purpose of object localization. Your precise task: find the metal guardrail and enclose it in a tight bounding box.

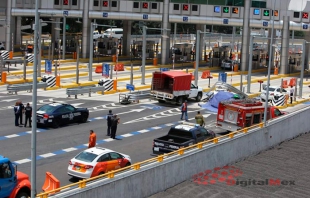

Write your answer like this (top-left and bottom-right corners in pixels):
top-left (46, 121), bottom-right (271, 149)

top-left (37, 121), bottom-right (267, 197)
top-left (66, 85), bottom-right (106, 99)
top-left (7, 82), bottom-right (48, 94)
top-left (119, 90), bottom-right (151, 104)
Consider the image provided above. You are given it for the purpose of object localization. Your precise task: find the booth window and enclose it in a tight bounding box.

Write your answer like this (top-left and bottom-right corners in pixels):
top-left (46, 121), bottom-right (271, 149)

top-left (192, 5), bottom-right (198, 11)
top-left (111, 1), bottom-right (117, 7)
top-left (25, 0), bottom-right (31, 4)
top-left (72, 0), bottom-right (77, 6)
top-left (173, 4), bottom-right (180, 10)
top-left (94, 0), bottom-right (99, 6)
top-left (151, 3), bottom-right (157, 9)
top-left (133, 2), bottom-right (139, 8)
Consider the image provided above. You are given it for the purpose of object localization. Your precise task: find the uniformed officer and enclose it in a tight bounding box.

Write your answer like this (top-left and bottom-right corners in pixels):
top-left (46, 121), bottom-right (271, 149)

top-left (106, 110), bottom-right (113, 136)
top-left (24, 103), bottom-right (32, 127)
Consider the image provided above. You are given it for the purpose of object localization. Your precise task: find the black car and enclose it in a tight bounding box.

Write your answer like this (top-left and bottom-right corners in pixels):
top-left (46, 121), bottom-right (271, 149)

top-left (37, 103), bottom-right (89, 128)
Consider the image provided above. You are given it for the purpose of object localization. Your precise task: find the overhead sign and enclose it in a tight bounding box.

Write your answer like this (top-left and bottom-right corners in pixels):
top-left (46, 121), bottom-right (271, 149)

top-left (183, 4), bottom-right (189, 11)
top-left (143, 2), bottom-right (148, 9)
top-left (63, 0), bottom-right (68, 6)
top-left (223, 7), bottom-right (229, 13)
top-left (254, 9), bottom-right (260, 15)
top-left (214, 6), bottom-right (220, 13)
top-left (273, 10), bottom-right (279, 16)
top-left (183, 16), bottom-right (188, 22)
top-left (65, 24), bottom-right (69, 30)
top-left (232, 7), bottom-right (239, 14)
top-left (263, 21), bottom-right (268, 27)
top-left (302, 12), bottom-right (309, 19)
top-left (63, 10), bottom-right (69, 16)
top-left (45, 60), bottom-right (52, 74)
top-left (103, 1), bottom-right (108, 7)
top-left (223, 19), bottom-right (229, 25)
top-left (303, 24), bottom-right (308, 29)
top-left (126, 84), bottom-right (135, 91)
top-left (102, 63), bottom-right (110, 77)
top-left (102, 12), bottom-right (108, 17)
top-left (263, 10), bottom-right (270, 16)
top-left (143, 14), bottom-right (148, 20)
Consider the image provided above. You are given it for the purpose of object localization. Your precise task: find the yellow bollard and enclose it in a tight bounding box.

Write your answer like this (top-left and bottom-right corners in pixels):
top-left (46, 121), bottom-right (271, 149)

top-left (178, 148), bottom-right (184, 155)
top-left (229, 133), bottom-right (234, 138)
top-left (133, 163), bottom-right (140, 170)
top-left (157, 155), bottom-right (163, 162)
top-left (243, 128), bottom-right (248, 133)
top-left (1, 72), bottom-right (7, 83)
top-left (197, 143), bottom-right (203, 149)
top-left (78, 180), bottom-right (86, 188)
top-left (213, 138), bottom-right (218, 144)
top-left (9, 51), bottom-right (13, 59)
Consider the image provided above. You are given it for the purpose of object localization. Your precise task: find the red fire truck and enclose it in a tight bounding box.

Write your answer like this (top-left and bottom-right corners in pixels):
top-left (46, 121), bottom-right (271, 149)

top-left (216, 99), bottom-right (284, 132)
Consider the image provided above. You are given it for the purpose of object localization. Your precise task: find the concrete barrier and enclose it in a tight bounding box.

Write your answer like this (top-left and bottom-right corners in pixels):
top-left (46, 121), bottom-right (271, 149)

top-left (46, 106), bottom-right (310, 198)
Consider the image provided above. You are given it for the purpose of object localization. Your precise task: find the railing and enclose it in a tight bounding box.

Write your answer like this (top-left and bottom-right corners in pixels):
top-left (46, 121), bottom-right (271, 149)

top-left (66, 85), bottom-right (106, 99)
top-left (36, 122), bottom-right (265, 198)
top-left (119, 90), bottom-right (151, 104)
top-left (7, 82), bottom-right (48, 94)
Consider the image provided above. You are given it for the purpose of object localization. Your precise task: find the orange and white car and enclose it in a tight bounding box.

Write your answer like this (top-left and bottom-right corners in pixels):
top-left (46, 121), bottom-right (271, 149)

top-left (67, 147), bottom-right (131, 179)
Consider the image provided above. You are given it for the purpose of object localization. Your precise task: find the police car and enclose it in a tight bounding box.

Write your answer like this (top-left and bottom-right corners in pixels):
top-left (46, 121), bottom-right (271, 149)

top-left (67, 147), bottom-right (131, 179)
top-left (36, 103), bottom-right (89, 128)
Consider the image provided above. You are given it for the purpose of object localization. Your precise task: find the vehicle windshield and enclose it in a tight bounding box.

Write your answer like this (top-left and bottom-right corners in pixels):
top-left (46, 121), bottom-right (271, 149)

top-left (263, 87), bottom-right (276, 92)
top-left (169, 128), bottom-right (193, 139)
top-left (37, 105), bottom-right (57, 113)
top-left (75, 151), bottom-right (98, 162)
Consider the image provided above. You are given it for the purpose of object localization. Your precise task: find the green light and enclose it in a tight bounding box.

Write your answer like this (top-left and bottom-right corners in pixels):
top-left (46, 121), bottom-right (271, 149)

top-left (223, 7), bottom-right (229, 13)
top-left (264, 10), bottom-right (270, 16)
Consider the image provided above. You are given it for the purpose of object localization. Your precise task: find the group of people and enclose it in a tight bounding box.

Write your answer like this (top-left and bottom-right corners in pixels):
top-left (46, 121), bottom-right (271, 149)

top-left (13, 101), bottom-right (32, 127)
top-left (88, 110), bottom-right (120, 148)
top-left (181, 100), bottom-right (205, 126)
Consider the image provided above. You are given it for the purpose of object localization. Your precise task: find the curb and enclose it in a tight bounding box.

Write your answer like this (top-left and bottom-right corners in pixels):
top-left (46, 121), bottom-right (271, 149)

top-left (6, 78), bottom-right (42, 84)
top-left (46, 86), bottom-right (60, 90)
top-left (8, 65), bottom-right (87, 76)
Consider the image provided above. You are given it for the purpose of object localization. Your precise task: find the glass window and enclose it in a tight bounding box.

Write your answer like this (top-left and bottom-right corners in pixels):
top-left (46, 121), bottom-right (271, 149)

top-left (133, 2), bottom-right (139, 8)
top-left (111, 1), bottom-right (117, 7)
top-left (173, 4), bottom-right (179, 10)
top-left (208, 0), bottom-right (226, 6)
top-left (94, 0), bottom-right (99, 7)
top-left (109, 152), bottom-right (122, 160)
top-left (0, 163), bottom-right (12, 178)
top-left (274, 109), bottom-right (282, 116)
top-left (65, 105), bottom-right (75, 112)
top-left (75, 151), bottom-right (98, 162)
top-left (252, 1), bottom-right (266, 8)
top-left (98, 154), bottom-right (110, 162)
top-left (199, 128), bottom-right (209, 137)
top-left (25, 0), bottom-right (31, 4)
top-left (72, 0), bottom-right (77, 5)
top-left (37, 104), bottom-right (57, 113)
top-left (253, 113), bottom-right (261, 124)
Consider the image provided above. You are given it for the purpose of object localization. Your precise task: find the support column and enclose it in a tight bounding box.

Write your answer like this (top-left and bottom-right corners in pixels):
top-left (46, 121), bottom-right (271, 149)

top-left (160, 0), bottom-right (170, 65)
top-left (122, 21), bottom-right (132, 56)
top-left (82, 0), bottom-right (90, 58)
top-left (304, 32), bottom-right (310, 71)
top-left (280, 16), bottom-right (290, 74)
top-left (5, 0), bottom-right (12, 51)
top-left (196, 24), bottom-right (204, 61)
top-left (241, 0), bottom-right (251, 71)
top-left (16, 16), bottom-right (22, 45)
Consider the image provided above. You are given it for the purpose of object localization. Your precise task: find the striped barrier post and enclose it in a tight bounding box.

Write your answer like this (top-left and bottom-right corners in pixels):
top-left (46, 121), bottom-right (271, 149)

top-left (26, 54), bottom-right (34, 63)
top-left (42, 75), bottom-right (56, 88)
top-left (0, 50), bottom-right (9, 60)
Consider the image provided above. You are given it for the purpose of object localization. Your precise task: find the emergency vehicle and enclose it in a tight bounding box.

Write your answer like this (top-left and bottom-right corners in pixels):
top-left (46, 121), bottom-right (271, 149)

top-left (217, 99), bottom-right (284, 132)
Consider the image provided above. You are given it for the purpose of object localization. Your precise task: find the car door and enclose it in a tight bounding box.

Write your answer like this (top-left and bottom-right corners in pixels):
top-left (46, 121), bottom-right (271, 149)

top-left (0, 162), bottom-right (15, 198)
top-left (55, 106), bottom-right (70, 124)
top-left (109, 152), bottom-right (123, 170)
top-left (94, 154), bottom-right (111, 175)
top-left (189, 83), bottom-right (198, 98)
top-left (199, 128), bottom-right (213, 140)
top-left (64, 105), bottom-right (79, 123)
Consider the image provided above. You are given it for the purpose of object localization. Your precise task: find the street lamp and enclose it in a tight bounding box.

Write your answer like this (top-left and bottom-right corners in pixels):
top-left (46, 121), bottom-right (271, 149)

top-left (141, 26), bottom-right (170, 84)
top-left (89, 22), bottom-right (116, 81)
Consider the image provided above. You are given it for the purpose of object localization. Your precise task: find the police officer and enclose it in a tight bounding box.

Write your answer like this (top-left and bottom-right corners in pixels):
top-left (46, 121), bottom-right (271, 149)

top-left (111, 114), bottom-right (120, 139)
top-left (19, 101), bottom-right (25, 125)
top-left (24, 103), bottom-right (32, 127)
top-left (106, 110), bottom-right (113, 136)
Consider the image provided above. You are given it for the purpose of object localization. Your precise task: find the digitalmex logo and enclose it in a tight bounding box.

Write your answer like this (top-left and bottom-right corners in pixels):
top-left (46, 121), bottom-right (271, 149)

top-left (192, 166), bottom-right (243, 185)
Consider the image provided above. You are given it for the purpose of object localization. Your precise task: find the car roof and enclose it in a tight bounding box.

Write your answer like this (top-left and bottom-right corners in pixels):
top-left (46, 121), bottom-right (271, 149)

top-left (173, 124), bottom-right (199, 132)
top-left (104, 28), bottom-right (123, 31)
top-left (84, 147), bottom-right (114, 155)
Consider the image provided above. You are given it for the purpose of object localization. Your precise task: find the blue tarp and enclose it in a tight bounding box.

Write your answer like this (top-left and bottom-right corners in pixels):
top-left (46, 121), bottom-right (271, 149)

top-left (200, 91), bottom-right (234, 112)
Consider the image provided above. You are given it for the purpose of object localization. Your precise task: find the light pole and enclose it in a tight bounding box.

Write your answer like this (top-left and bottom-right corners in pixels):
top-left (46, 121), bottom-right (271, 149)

top-left (89, 23), bottom-right (116, 81)
top-left (263, 0), bottom-right (276, 127)
top-left (62, 12), bottom-right (68, 60)
top-left (76, 35), bottom-right (80, 84)
top-left (31, 0), bottom-right (39, 196)
top-left (299, 40), bottom-right (307, 98)
top-left (141, 26), bottom-right (170, 84)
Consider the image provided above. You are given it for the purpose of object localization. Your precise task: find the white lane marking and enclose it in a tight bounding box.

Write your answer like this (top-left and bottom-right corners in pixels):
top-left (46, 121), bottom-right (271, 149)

top-left (104, 138), bottom-right (115, 142)
top-left (137, 129), bottom-right (149, 133)
top-left (62, 147), bottom-right (78, 152)
top-left (15, 159), bottom-right (32, 164)
top-left (40, 153), bottom-right (56, 158)
top-left (5, 134), bottom-right (19, 138)
top-left (121, 133), bottom-right (134, 137)
top-left (152, 126), bottom-right (162, 130)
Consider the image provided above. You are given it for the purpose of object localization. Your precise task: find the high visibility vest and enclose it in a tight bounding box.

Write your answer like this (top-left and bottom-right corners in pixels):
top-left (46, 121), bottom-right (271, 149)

top-left (182, 103), bottom-right (187, 111)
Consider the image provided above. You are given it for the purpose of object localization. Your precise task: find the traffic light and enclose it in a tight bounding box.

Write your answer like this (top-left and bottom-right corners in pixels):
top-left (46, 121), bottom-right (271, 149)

top-left (183, 4), bottom-right (189, 11)
top-left (302, 12), bottom-right (309, 19)
top-left (63, 0), bottom-right (68, 5)
top-left (143, 2), bottom-right (148, 9)
top-left (232, 7), bottom-right (239, 14)
top-left (103, 1), bottom-right (108, 7)
top-left (223, 7), bottom-right (229, 13)
top-left (263, 10), bottom-right (270, 16)
top-left (273, 10), bottom-right (279, 16)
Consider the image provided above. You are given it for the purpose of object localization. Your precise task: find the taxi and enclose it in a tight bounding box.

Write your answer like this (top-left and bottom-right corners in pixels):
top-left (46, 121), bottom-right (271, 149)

top-left (67, 147), bottom-right (132, 179)
top-left (36, 103), bottom-right (89, 128)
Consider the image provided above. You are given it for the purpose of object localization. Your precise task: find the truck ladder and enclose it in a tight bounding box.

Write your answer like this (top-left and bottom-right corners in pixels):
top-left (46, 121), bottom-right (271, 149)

top-left (208, 81), bottom-right (248, 99)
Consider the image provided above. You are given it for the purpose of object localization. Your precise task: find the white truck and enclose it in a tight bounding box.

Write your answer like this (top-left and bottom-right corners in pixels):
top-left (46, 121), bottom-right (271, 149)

top-left (150, 70), bottom-right (203, 105)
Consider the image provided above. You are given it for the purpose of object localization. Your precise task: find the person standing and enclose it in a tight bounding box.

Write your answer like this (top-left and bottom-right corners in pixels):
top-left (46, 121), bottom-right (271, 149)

top-left (111, 114), bottom-right (120, 139)
top-left (14, 102), bottom-right (20, 126)
top-left (180, 100), bottom-right (188, 121)
top-left (106, 110), bottom-right (113, 136)
top-left (88, 130), bottom-right (97, 148)
top-left (290, 86), bottom-right (294, 104)
top-left (195, 111), bottom-right (205, 126)
top-left (24, 103), bottom-right (32, 127)
top-left (19, 101), bottom-right (25, 125)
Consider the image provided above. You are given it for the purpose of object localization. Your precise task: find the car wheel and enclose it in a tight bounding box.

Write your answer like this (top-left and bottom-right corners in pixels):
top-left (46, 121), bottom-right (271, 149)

top-left (52, 119), bottom-right (60, 128)
top-left (80, 114), bottom-right (88, 123)
top-left (177, 96), bottom-right (184, 105)
top-left (0, 47), bottom-right (4, 50)
top-left (16, 191), bottom-right (29, 198)
top-left (158, 100), bottom-right (165, 103)
top-left (99, 172), bottom-right (105, 176)
top-left (196, 92), bottom-right (202, 102)
top-left (125, 162), bottom-right (131, 167)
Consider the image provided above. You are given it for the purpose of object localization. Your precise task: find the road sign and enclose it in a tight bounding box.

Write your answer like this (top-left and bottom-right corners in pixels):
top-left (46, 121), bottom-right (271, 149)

top-left (223, 19), bottom-right (229, 25)
top-left (183, 4), bottom-right (189, 11)
top-left (232, 7), bottom-right (239, 14)
top-left (302, 12), bottom-right (309, 19)
top-left (65, 24), bottom-right (69, 30)
top-left (214, 6), bottom-right (220, 13)
top-left (45, 60), bottom-right (52, 74)
top-left (183, 16), bottom-right (188, 22)
top-left (103, 1), bottom-right (108, 7)
top-left (263, 21), bottom-right (268, 27)
top-left (263, 10), bottom-right (270, 16)
top-left (223, 7), bottom-right (229, 13)
top-left (126, 84), bottom-right (135, 91)
top-left (102, 12), bottom-right (108, 17)
top-left (160, 68), bottom-right (169, 72)
top-left (143, 2), bottom-right (148, 9)
top-left (63, 10), bottom-right (69, 16)
top-left (254, 9), bottom-right (260, 15)
top-left (102, 63), bottom-right (110, 77)
top-left (143, 14), bottom-right (148, 20)
top-left (303, 24), bottom-right (308, 30)
top-left (273, 10), bottom-right (279, 16)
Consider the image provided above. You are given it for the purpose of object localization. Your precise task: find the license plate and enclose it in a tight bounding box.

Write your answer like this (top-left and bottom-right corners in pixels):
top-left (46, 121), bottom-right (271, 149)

top-left (75, 166), bottom-right (80, 170)
top-left (154, 147), bottom-right (159, 151)
top-left (40, 119), bottom-right (44, 123)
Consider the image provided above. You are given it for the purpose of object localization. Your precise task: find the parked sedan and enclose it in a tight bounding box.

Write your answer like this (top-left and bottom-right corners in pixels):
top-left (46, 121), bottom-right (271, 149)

top-left (68, 147), bottom-right (132, 179)
top-left (221, 60), bottom-right (238, 70)
top-left (36, 103), bottom-right (89, 128)
top-left (260, 86), bottom-right (288, 102)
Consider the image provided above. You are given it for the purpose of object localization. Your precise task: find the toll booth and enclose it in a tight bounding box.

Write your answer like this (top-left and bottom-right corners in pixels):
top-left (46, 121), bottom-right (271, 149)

top-left (172, 43), bottom-right (193, 62)
top-left (289, 53), bottom-right (302, 72)
top-left (252, 48), bottom-right (268, 69)
top-left (97, 37), bottom-right (119, 56)
top-left (133, 41), bottom-right (155, 59)
top-left (211, 46), bottom-right (231, 67)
